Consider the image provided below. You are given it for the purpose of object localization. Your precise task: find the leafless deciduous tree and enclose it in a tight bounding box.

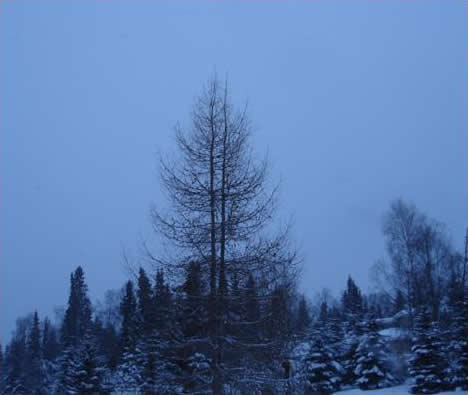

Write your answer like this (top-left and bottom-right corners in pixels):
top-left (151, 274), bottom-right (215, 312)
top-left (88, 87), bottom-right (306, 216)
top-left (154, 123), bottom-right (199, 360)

top-left (150, 76), bottom-right (299, 393)
top-left (371, 199), bottom-right (464, 328)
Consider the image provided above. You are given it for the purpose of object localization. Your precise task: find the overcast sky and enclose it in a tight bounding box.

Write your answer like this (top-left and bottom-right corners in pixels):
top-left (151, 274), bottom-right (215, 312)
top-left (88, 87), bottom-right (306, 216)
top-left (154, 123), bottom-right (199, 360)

top-left (1, 1), bottom-right (466, 343)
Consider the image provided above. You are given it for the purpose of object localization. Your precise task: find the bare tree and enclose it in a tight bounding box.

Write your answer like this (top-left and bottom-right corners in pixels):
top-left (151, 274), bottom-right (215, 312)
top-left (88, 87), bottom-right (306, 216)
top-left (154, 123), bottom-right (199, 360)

top-left (150, 75), bottom-right (299, 393)
top-left (380, 199), bottom-right (423, 327)
top-left (373, 199), bottom-right (462, 327)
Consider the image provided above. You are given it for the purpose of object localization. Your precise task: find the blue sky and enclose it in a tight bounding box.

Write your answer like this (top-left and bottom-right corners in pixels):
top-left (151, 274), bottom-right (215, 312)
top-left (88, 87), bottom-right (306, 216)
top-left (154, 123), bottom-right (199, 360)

top-left (1, 0), bottom-right (467, 342)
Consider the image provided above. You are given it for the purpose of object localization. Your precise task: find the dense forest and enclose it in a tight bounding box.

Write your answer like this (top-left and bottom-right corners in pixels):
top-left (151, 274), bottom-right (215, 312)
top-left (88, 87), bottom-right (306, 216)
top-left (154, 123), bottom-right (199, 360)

top-left (1, 78), bottom-right (467, 394)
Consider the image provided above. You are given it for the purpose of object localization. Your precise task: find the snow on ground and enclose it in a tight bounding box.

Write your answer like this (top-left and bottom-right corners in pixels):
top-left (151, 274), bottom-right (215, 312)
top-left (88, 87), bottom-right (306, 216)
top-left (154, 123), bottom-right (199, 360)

top-left (336, 383), bottom-right (465, 394)
top-left (378, 327), bottom-right (410, 339)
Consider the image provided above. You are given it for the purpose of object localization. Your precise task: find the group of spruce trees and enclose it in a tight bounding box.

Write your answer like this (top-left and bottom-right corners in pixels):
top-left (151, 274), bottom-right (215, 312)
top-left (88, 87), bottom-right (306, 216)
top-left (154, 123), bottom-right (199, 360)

top-left (1, 270), bottom-right (466, 394)
top-left (295, 277), bottom-right (468, 395)
top-left (0, 264), bottom-right (300, 394)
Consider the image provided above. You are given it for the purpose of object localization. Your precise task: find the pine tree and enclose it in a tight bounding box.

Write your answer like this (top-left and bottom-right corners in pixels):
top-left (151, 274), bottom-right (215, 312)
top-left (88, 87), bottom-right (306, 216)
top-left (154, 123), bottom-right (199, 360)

top-left (409, 310), bottom-right (447, 394)
top-left (353, 319), bottom-right (395, 390)
top-left (303, 337), bottom-right (341, 393)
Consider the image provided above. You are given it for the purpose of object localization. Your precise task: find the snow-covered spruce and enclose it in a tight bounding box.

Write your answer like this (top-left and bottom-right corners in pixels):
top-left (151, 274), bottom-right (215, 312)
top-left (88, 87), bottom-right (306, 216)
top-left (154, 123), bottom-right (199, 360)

top-left (352, 318), bottom-right (396, 390)
top-left (113, 346), bottom-right (143, 392)
top-left (447, 300), bottom-right (468, 391)
top-left (303, 336), bottom-right (342, 393)
top-left (409, 310), bottom-right (448, 394)
top-left (71, 333), bottom-right (106, 393)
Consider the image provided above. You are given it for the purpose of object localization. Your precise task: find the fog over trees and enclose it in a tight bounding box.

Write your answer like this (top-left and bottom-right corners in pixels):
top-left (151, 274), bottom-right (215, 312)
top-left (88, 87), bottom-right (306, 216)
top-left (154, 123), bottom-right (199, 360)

top-left (1, 78), bottom-right (466, 394)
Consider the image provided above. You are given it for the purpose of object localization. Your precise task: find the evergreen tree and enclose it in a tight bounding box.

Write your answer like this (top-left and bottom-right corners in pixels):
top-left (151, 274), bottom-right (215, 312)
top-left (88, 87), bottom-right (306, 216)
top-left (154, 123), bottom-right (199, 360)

top-left (182, 261), bottom-right (207, 338)
top-left (341, 334), bottom-right (359, 387)
top-left (353, 319), bottom-right (395, 390)
top-left (153, 269), bottom-right (172, 332)
top-left (267, 285), bottom-right (291, 339)
top-left (120, 280), bottom-right (138, 356)
top-left (296, 295), bottom-right (311, 334)
top-left (3, 335), bottom-right (28, 394)
top-left (450, 300), bottom-right (468, 390)
top-left (58, 266), bottom-right (93, 393)
top-left (28, 311), bottom-right (41, 361)
top-left (319, 300), bottom-right (329, 322)
top-left (0, 342), bottom-right (4, 393)
top-left (140, 332), bottom-right (160, 394)
top-left (184, 352), bottom-right (211, 394)
top-left (227, 271), bottom-right (242, 338)
top-left (73, 334), bottom-right (104, 393)
top-left (264, 285), bottom-right (293, 365)
top-left (61, 266), bottom-right (92, 346)
top-left (135, 330), bottom-right (180, 394)
top-left (114, 343), bottom-right (143, 393)
top-left (326, 318), bottom-right (345, 358)
top-left (114, 279), bottom-right (142, 392)
top-left (178, 261), bottom-right (211, 393)
top-left (409, 310), bottom-right (447, 394)
top-left (26, 311), bottom-right (43, 393)
top-left (303, 337), bottom-right (341, 393)
top-left (57, 346), bottom-right (79, 394)
top-left (242, 274), bottom-right (260, 341)
top-left (342, 276), bottom-right (363, 317)
top-left (92, 316), bottom-right (120, 371)
top-left (42, 318), bottom-right (59, 361)
top-left (137, 267), bottom-right (153, 335)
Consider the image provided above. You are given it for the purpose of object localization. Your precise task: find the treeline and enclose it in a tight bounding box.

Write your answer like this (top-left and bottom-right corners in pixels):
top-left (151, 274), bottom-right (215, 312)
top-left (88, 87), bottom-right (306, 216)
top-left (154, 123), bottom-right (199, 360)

top-left (0, 263), bottom-right (306, 393)
top-left (1, 251), bottom-right (466, 394)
